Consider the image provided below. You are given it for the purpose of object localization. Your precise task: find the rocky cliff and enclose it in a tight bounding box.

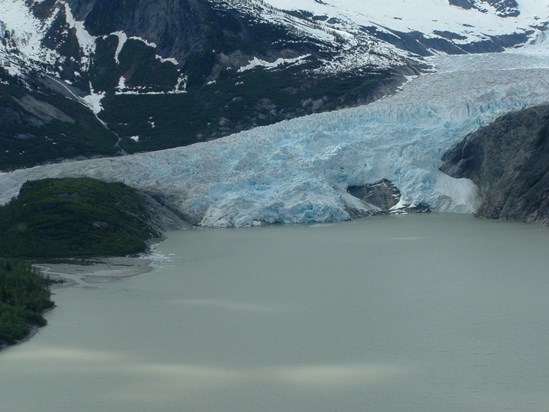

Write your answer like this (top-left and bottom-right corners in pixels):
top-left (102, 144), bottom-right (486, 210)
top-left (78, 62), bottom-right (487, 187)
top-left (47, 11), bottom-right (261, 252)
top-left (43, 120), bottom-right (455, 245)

top-left (441, 105), bottom-right (549, 225)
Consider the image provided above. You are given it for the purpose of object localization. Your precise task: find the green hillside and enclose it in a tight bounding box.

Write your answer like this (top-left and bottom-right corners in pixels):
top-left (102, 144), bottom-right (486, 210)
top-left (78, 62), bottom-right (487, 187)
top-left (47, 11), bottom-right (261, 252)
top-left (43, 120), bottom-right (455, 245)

top-left (0, 177), bottom-right (160, 258)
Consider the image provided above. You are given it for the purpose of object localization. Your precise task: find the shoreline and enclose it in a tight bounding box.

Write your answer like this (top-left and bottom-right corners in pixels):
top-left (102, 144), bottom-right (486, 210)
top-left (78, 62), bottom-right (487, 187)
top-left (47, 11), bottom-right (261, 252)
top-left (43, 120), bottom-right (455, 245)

top-left (0, 256), bottom-right (160, 350)
top-left (34, 256), bottom-right (155, 287)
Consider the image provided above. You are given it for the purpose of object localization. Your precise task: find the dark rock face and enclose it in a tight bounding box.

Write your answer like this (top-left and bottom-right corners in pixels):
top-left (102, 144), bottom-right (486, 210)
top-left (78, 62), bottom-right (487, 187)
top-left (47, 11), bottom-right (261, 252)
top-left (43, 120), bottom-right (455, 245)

top-left (449, 0), bottom-right (476, 10)
top-left (448, 0), bottom-right (520, 17)
top-left (440, 105), bottom-right (549, 225)
top-left (347, 179), bottom-right (430, 216)
top-left (348, 179), bottom-right (401, 211)
top-left (483, 0), bottom-right (520, 17)
top-left (66, 0), bottom-right (326, 82)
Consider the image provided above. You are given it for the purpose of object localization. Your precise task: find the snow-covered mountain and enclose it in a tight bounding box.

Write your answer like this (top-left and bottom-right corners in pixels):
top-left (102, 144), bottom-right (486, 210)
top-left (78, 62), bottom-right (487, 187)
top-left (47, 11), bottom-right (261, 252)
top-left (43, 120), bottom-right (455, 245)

top-left (2, 0), bottom-right (546, 84)
top-left (251, 0), bottom-right (547, 53)
top-left (1, 0), bottom-right (548, 170)
top-left (1, 49), bottom-right (548, 226)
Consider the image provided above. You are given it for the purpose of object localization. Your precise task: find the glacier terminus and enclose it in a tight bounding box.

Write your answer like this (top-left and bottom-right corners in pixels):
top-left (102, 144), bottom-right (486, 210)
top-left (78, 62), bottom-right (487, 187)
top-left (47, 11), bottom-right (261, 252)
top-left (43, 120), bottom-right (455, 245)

top-left (1, 47), bottom-right (549, 227)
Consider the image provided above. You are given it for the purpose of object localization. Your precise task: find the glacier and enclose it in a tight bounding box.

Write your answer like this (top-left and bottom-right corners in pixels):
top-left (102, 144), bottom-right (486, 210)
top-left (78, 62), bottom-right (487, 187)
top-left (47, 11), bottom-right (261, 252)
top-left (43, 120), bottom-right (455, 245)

top-left (1, 50), bottom-right (549, 227)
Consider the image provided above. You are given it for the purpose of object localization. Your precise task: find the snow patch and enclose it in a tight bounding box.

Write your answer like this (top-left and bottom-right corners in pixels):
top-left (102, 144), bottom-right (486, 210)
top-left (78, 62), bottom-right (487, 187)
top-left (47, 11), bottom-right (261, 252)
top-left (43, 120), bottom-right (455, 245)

top-left (155, 55), bottom-right (179, 65)
top-left (62, 1), bottom-right (95, 69)
top-left (129, 36), bottom-right (157, 48)
top-left (112, 31), bottom-right (128, 65)
top-left (174, 74), bottom-right (188, 93)
top-left (238, 55), bottom-right (310, 72)
top-left (112, 31), bottom-right (177, 66)
top-left (82, 84), bottom-right (105, 115)
top-left (0, 0), bottom-right (60, 73)
top-left (114, 72), bottom-right (186, 95)
top-left (117, 75), bottom-right (126, 91)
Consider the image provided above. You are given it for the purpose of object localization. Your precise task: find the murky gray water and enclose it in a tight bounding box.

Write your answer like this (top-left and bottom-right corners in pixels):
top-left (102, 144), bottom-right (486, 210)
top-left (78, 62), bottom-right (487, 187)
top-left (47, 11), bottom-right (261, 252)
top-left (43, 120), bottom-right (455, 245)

top-left (1, 214), bottom-right (548, 412)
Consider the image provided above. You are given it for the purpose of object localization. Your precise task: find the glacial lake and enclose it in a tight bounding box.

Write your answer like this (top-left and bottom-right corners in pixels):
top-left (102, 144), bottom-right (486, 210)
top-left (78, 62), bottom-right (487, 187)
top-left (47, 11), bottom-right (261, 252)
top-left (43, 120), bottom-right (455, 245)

top-left (1, 214), bottom-right (549, 412)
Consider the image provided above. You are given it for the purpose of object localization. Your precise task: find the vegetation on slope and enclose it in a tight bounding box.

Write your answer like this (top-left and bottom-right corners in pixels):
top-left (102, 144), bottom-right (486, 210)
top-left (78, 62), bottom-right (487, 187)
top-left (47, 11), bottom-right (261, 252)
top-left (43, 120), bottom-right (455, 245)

top-left (0, 69), bottom-right (120, 172)
top-left (102, 65), bottom-right (396, 153)
top-left (0, 177), bottom-right (161, 258)
top-left (0, 260), bottom-right (54, 347)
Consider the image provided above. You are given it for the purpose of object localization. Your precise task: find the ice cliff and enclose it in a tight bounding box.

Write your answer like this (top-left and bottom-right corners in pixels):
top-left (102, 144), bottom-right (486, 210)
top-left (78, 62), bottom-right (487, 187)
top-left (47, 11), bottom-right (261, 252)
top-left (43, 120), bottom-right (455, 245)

top-left (1, 50), bottom-right (549, 227)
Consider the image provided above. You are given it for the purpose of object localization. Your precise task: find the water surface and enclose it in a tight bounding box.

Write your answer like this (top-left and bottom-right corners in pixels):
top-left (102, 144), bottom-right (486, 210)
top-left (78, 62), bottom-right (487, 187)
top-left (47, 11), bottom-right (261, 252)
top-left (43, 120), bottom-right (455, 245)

top-left (1, 214), bottom-right (548, 411)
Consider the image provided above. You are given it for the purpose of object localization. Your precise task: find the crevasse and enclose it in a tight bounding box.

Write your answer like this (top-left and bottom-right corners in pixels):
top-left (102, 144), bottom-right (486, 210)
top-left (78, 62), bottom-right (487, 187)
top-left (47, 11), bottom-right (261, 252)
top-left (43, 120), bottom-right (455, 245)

top-left (1, 51), bottom-right (549, 227)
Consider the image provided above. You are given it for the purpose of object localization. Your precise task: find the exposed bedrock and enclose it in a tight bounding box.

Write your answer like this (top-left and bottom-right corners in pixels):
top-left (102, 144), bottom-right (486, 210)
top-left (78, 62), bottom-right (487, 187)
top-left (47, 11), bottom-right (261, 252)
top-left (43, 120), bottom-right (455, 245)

top-left (441, 105), bottom-right (549, 225)
top-left (346, 179), bottom-right (430, 217)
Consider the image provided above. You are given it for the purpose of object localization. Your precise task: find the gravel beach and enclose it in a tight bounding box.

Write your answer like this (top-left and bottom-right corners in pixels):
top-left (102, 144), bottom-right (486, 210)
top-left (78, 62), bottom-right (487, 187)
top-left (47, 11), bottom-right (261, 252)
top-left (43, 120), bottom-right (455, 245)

top-left (35, 257), bottom-right (154, 287)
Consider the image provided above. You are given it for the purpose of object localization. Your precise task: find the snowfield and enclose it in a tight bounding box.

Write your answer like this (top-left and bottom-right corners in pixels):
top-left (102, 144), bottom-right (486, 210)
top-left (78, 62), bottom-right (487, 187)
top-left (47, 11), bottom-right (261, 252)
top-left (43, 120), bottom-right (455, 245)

top-left (263, 0), bottom-right (549, 44)
top-left (1, 49), bottom-right (549, 227)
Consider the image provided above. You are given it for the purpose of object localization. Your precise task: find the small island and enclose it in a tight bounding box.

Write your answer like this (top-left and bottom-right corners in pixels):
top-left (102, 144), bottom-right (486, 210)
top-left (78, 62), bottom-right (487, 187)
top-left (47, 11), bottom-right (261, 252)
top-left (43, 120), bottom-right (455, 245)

top-left (0, 177), bottom-right (176, 348)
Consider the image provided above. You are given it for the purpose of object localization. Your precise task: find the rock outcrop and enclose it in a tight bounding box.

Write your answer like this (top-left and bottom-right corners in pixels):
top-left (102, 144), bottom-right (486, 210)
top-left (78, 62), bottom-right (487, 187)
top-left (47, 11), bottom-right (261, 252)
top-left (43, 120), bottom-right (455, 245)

top-left (441, 105), bottom-right (549, 225)
top-left (347, 179), bottom-right (430, 216)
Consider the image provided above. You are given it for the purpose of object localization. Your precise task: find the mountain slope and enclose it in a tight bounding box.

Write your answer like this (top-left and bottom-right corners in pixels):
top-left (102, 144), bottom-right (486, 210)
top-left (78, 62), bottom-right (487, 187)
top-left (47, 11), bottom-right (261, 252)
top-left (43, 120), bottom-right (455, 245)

top-left (0, 68), bottom-right (120, 170)
top-left (0, 0), bottom-right (548, 170)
